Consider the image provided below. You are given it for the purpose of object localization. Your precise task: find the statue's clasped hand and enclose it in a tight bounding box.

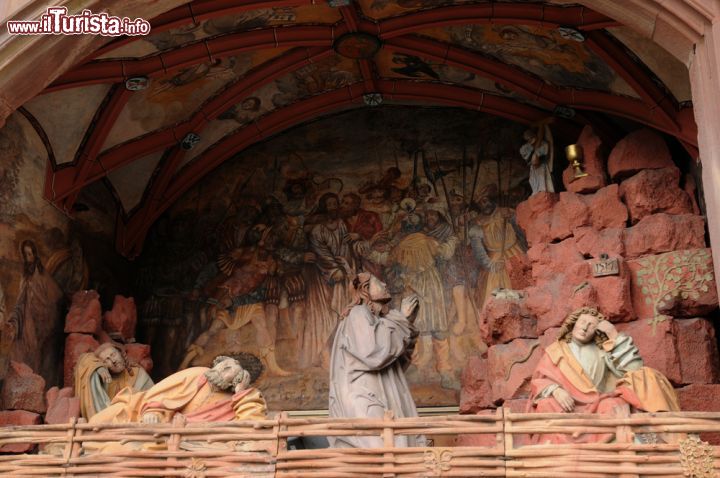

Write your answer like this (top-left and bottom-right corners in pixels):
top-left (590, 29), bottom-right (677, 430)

top-left (400, 295), bottom-right (420, 321)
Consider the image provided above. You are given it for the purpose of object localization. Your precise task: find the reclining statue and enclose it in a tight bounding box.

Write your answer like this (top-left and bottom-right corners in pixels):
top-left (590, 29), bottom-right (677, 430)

top-left (74, 342), bottom-right (154, 419)
top-left (528, 307), bottom-right (680, 444)
top-left (89, 355), bottom-right (266, 426)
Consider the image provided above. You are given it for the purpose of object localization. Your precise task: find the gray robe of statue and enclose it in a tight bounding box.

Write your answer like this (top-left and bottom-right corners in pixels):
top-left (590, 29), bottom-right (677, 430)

top-left (328, 304), bottom-right (424, 448)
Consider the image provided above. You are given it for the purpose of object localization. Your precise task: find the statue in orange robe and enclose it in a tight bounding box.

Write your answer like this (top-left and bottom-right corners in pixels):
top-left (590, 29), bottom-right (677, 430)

top-left (528, 307), bottom-right (680, 444)
top-left (90, 355), bottom-right (266, 426)
top-left (74, 342), bottom-right (153, 419)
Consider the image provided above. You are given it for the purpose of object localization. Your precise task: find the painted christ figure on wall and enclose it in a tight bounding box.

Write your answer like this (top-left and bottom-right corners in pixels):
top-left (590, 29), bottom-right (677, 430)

top-left (7, 239), bottom-right (63, 384)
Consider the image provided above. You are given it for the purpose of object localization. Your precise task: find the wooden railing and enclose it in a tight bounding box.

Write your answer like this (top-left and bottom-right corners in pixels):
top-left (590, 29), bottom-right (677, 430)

top-left (0, 410), bottom-right (718, 477)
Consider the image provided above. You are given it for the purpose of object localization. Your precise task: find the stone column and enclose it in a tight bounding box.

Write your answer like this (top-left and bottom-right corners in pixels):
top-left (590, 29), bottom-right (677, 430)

top-left (691, 19), bottom-right (720, 297)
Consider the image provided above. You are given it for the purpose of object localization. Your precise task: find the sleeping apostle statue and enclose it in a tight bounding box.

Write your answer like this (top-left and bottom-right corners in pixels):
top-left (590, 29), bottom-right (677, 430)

top-left (328, 272), bottom-right (425, 448)
top-left (527, 307), bottom-right (680, 444)
top-left (74, 342), bottom-right (154, 419)
top-left (89, 355), bottom-right (267, 426)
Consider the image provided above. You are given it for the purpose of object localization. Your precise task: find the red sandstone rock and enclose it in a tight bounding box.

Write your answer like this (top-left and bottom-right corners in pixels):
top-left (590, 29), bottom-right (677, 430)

top-left (487, 338), bottom-right (544, 403)
top-left (517, 186), bottom-right (627, 247)
top-left (1, 361), bottom-right (46, 413)
top-left (607, 128), bottom-right (675, 179)
top-left (683, 173), bottom-right (701, 215)
top-left (527, 239), bottom-right (587, 283)
top-left (549, 192), bottom-right (591, 241)
top-left (677, 384), bottom-right (720, 411)
top-left (126, 343), bottom-right (153, 373)
top-left (628, 249), bottom-right (717, 320)
top-left (586, 184), bottom-right (628, 230)
top-left (44, 386), bottom-right (80, 424)
top-left (573, 227), bottom-right (624, 259)
top-left (454, 409), bottom-right (499, 446)
top-left (589, 269), bottom-right (635, 322)
top-left (562, 126), bottom-right (607, 194)
top-left (63, 333), bottom-right (99, 388)
top-left (516, 192), bottom-right (557, 246)
top-left (0, 410), bottom-right (41, 452)
top-left (673, 318), bottom-right (720, 384)
top-left (505, 254), bottom-right (533, 290)
top-left (676, 384), bottom-right (720, 444)
top-left (479, 296), bottom-right (537, 345)
top-left (526, 234), bottom-right (635, 332)
top-left (616, 319), bottom-right (681, 385)
top-left (623, 214), bottom-right (706, 259)
top-left (102, 295), bottom-right (138, 341)
top-left (503, 398), bottom-right (530, 413)
top-left (459, 356), bottom-right (493, 413)
top-left (620, 167), bottom-right (693, 224)
top-left (64, 290), bottom-right (102, 334)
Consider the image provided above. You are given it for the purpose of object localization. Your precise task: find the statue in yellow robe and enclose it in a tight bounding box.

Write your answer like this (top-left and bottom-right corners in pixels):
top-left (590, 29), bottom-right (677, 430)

top-left (74, 342), bottom-right (153, 419)
top-left (90, 355), bottom-right (266, 426)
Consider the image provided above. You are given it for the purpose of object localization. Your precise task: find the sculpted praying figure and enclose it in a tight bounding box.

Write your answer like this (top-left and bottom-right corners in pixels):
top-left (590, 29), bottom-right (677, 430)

top-left (74, 342), bottom-right (154, 419)
top-left (528, 307), bottom-right (680, 444)
top-left (89, 355), bottom-right (266, 426)
top-left (328, 272), bottom-right (424, 448)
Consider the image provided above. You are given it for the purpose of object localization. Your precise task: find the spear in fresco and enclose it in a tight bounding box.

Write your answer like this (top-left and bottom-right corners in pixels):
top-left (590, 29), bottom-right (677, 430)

top-left (470, 141), bottom-right (482, 210)
top-left (433, 151), bottom-right (457, 235)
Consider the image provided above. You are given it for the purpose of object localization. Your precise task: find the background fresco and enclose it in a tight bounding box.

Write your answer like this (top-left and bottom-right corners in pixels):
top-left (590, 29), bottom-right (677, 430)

top-left (135, 106), bottom-right (536, 410)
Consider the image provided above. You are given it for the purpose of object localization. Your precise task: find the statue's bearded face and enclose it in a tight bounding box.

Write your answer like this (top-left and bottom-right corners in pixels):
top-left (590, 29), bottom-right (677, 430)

top-left (572, 314), bottom-right (599, 344)
top-left (205, 359), bottom-right (242, 391)
top-left (98, 347), bottom-right (125, 374)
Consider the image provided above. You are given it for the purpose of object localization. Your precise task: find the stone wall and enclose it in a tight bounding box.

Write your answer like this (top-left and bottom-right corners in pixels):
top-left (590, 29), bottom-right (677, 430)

top-left (461, 126), bottom-right (720, 417)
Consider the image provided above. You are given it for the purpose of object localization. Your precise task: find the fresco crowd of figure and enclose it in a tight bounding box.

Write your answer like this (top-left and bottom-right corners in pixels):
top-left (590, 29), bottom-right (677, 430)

top-left (176, 162), bottom-right (524, 388)
top-left (137, 108), bottom-right (531, 409)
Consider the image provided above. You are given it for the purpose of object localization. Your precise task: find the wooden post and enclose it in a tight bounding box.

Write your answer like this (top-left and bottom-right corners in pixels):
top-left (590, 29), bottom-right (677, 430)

top-left (617, 412), bottom-right (639, 478)
top-left (166, 414), bottom-right (186, 478)
top-left (274, 412), bottom-right (287, 476)
top-left (382, 410), bottom-right (395, 478)
top-left (65, 417), bottom-right (84, 478)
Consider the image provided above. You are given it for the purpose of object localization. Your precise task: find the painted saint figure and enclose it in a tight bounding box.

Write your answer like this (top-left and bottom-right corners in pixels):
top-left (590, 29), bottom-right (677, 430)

top-left (328, 272), bottom-right (424, 448)
top-left (90, 355), bottom-right (267, 425)
top-left (74, 342), bottom-right (154, 419)
top-left (7, 240), bottom-right (64, 384)
top-left (468, 188), bottom-right (526, 309)
top-left (519, 123), bottom-right (554, 195)
top-left (528, 307), bottom-right (680, 444)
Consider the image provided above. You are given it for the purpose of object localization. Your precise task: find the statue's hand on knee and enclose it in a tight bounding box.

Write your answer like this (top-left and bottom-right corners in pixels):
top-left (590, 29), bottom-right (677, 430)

top-left (552, 387), bottom-right (575, 412)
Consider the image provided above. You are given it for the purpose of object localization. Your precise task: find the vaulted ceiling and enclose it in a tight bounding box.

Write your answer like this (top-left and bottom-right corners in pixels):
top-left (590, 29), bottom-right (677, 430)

top-left (22, 0), bottom-right (698, 257)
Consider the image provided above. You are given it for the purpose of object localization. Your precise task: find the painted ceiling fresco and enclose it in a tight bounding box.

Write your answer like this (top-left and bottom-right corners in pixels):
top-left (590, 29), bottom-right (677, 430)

top-left (136, 106), bottom-right (529, 409)
top-left (357, 0), bottom-right (486, 20)
top-left (415, 25), bottom-right (638, 96)
top-left (375, 48), bottom-right (521, 98)
top-left (98, 5), bottom-right (342, 59)
top-left (29, 0), bottom-right (694, 245)
top-left (102, 48), bottom-right (290, 151)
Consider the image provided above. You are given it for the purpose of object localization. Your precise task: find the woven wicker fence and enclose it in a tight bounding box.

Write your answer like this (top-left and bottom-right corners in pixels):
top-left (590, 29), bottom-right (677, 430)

top-left (0, 409), bottom-right (718, 477)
